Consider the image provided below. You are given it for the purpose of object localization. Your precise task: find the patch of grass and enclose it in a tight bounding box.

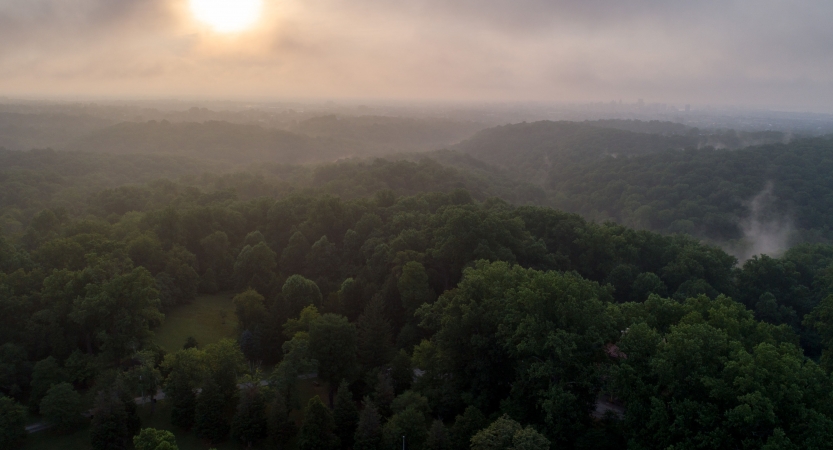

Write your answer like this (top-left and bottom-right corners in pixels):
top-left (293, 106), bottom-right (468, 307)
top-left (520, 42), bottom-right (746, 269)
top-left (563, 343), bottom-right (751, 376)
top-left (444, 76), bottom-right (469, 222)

top-left (153, 293), bottom-right (239, 353)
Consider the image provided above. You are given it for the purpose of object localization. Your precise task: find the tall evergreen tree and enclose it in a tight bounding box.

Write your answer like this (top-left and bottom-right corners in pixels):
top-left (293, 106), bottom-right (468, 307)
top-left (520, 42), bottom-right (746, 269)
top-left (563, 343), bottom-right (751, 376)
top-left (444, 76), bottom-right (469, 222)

top-left (298, 396), bottom-right (338, 450)
top-left (356, 295), bottom-right (394, 370)
top-left (268, 393), bottom-right (297, 449)
top-left (193, 378), bottom-right (230, 444)
top-left (374, 371), bottom-right (395, 419)
top-left (427, 420), bottom-right (450, 450)
top-left (353, 399), bottom-right (382, 450)
top-left (90, 390), bottom-right (130, 450)
top-left (308, 314), bottom-right (358, 406)
top-left (333, 380), bottom-right (359, 449)
top-left (231, 385), bottom-right (268, 448)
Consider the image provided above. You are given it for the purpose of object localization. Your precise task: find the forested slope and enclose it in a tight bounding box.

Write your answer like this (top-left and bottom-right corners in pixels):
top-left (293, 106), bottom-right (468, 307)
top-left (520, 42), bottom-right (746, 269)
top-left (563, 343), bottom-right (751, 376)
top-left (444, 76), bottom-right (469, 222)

top-left (3, 171), bottom-right (833, 448)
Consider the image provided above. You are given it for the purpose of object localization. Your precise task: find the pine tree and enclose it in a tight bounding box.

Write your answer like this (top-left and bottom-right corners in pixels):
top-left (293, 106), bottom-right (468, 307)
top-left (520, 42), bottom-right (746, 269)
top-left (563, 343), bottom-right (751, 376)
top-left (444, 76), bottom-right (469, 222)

top-left (165, 371), bottom-right (196, 429)
top-left (427, 420), bottom-right (450, 450)
top-left (353, 399), bottom-right (382, 450)
top-left (298, 396), bottom-right (338, 450)
top-left (374, 371), bottom-right (395, 419)
top-left (193, 378), bottom-right (230, 444)
top-left (267, 394), bottom-right (297, 448)
top-left (231, 385), bottom-right (268, 448)
top-left (356, 296), bottom-right (394, 370)
top-left (90, 390), bottom-right (129, 450)
top-left (333, 380), bottom-right (359, 449)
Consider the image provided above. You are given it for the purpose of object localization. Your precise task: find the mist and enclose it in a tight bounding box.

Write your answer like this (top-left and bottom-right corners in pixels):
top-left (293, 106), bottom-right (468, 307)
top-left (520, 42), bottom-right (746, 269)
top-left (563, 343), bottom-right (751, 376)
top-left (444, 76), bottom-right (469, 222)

top-left (731, 182), bottom-right (794, 261)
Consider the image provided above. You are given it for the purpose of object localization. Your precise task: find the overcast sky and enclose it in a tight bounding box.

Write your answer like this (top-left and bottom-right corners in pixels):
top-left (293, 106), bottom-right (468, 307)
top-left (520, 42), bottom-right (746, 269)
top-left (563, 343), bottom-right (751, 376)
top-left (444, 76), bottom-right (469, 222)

top-left (1, 0), bottom-right (831, 111)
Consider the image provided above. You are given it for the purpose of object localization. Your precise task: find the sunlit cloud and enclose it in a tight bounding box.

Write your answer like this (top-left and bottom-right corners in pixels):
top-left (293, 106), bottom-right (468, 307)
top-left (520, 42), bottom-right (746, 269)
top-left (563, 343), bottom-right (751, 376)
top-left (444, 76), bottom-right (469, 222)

top-left (0, 0), bottom-right (831, 110)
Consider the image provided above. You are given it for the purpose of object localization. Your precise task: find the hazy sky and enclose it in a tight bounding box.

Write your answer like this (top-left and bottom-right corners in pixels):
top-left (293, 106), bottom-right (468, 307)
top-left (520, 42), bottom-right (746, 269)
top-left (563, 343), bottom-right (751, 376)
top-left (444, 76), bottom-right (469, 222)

top-left (1, 0), bottom-right (832, 111)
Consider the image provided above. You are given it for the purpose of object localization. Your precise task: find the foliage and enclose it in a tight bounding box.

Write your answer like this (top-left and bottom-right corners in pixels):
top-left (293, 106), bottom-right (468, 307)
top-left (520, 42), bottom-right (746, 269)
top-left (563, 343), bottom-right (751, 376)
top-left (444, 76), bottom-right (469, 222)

top-left (0, 395), bottom-right (26, 449)
top-left (333, 380), bottom-right (359, 449)
top-left (40, 382), bottom-right (85, 433)
top-left (298, 396), bottom-right (338, 450)
top-left (193, 378), bottom-right (230, 444)
top-left (231, 385), bottom-right (268, 447)
top-left (133, 428), bottom-right (178, 450)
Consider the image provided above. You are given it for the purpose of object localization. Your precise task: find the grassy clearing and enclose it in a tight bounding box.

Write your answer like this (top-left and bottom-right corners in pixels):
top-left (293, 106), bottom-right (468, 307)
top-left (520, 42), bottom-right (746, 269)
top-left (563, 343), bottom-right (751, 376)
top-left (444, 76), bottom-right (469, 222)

top-left (153, 293), bottom-right (239, 353)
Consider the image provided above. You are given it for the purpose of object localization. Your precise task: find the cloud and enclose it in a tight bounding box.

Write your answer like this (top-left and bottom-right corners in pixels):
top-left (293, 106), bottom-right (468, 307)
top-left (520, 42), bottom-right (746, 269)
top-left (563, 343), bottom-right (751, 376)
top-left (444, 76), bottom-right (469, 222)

top-left (1, 0), bottom-right (832, 109)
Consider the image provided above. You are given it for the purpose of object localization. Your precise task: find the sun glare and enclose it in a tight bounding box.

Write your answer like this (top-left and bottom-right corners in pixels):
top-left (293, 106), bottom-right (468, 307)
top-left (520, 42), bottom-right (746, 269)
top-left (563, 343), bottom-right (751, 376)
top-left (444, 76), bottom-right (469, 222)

top-left (189, 0), bottom-right (263, 33)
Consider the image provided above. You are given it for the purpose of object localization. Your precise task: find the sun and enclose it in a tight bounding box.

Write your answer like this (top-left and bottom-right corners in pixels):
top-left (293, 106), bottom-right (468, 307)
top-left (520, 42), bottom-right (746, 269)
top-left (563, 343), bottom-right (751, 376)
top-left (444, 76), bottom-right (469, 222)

top-left (189, 0), bottom-right (263, 33)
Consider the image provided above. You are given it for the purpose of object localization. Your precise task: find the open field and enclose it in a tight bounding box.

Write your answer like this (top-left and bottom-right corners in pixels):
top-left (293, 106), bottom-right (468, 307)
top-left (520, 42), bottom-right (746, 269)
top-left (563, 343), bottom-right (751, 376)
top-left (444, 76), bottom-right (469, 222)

top-left (153, 293), bottom-right (239, 353)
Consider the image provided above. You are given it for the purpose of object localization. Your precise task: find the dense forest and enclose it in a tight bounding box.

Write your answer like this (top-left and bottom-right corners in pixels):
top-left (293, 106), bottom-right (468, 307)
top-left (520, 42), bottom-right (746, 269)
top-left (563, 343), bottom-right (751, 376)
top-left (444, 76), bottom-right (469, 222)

top-left (3, 139), bottom-right (833, 449)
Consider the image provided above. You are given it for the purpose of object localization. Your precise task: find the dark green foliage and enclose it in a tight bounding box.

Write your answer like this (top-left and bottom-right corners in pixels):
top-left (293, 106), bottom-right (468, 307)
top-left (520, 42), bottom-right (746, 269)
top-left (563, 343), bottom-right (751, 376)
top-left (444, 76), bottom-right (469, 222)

top-left (354, 399), bottom-right (382, 450)
top-left (373, 371), bottom-right (395, 419)
top-left (183, 336), bottom-right (198, 350)
top-left (133, 428), bottom-right (178, 450)
top-left (267, 394), bottom-right (297, 448)
top-left (389, 350), bottom-right (413, 395)
top-left (308, 314), bottom-right (358, 403)
top-left (90, 390), bottom-right (130, 450)
top-left (40, 382), bottom-right (85, 433)
top-left (470, 416), bottom-right (549, 450)
top-left (357, 295), bottom-right (395, 371)
top-left (281, 232), bottom-right (310, 276)
top-left (193, 378), bottom-right (230, 444)
top-left (28, 356), bottom-right (68, 413)
top-left (333, 380), bottom-right (359, 449)
top-left (282, 275), bottom-right (323, 318)
top-left (427, 420), bottom-right (449, 450)
top-left (166, 372), bottom-right (196, 429)
top-left (234, 242), bottom-right (277, 294)
top-left (231, 385), bottom-right (268, 447)
top-left (449, 406), bottom-right (487, 450)
top-left (298, 396), bottom-right (338, 450)
top-left (381, 405), bottom-right (429, 450)
top-left (0, 396), bottom-right (26, 449)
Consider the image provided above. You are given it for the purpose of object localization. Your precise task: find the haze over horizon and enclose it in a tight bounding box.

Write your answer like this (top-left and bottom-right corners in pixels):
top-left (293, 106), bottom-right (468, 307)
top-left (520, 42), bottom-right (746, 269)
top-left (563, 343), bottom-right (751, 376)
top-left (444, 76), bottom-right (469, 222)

top-left (2, 0), bottom-right (832, 113)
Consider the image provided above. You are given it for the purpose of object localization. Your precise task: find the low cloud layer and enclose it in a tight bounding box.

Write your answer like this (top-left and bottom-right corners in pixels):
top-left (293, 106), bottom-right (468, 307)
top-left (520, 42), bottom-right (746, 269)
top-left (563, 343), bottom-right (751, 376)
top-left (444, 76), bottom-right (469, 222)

top-left (1, 0), bottom-right (832, 109)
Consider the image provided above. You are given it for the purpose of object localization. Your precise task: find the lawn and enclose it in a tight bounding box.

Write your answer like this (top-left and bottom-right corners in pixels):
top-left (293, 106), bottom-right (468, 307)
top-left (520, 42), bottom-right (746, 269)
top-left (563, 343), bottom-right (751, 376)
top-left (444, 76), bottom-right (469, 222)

top-left (153, 293), bottom-right (239, 353)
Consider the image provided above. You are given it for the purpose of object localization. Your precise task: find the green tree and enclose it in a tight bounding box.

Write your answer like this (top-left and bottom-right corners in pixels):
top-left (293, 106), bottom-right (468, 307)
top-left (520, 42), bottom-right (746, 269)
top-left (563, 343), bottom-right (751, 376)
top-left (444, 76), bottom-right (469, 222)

top-left (40, 382), bottom-right (85, 433)
top-left (90, 390), bottom-right (130, 450)
top-left (298, 396), bottom-right (338, 450)
top-left (381, 405), bottom-right (428, 450)
top-left (308, 314), bottom-right (358, 405)
top-left (234, 242), bottom-right (277, 294)
top-left (356, 295), bottom-right (394, 371)
top-left (333, 380), bottom-right (359, 449)
top-left (471, 416), bottom-right (548, 450)
top-left (231, 385), bottom-right (268, 448)
top-left (427, 420), bottom-right (449, 450)
top-left (354, 399), bottom-right (382, 450)
top-left (398, 261), bottom-right (432, 318)
top-left (805, 294), bottom-right (833, 371)
top-left (449, 406), bottom-right (487, 450)
top-left (193, 378), bottom-right (230, 444)
top-left (133, 428), bottom-right (178, 450)
top-left (282, 275), bottom-right (323, 319)
top-left (280, 231), bottom-right (310, 276)
top-left (234, 289), bottom-right (269, 333)
top-left (267, 393), bottom-right (297, 448)
top-left (162, 348), bottom-right (206, 430)
top-left (0, 396), bottom-right (25, 449)
top-left (71, 267), bottom-right (163, 362)
top-left (28, 356), bottom-right (68, 413)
